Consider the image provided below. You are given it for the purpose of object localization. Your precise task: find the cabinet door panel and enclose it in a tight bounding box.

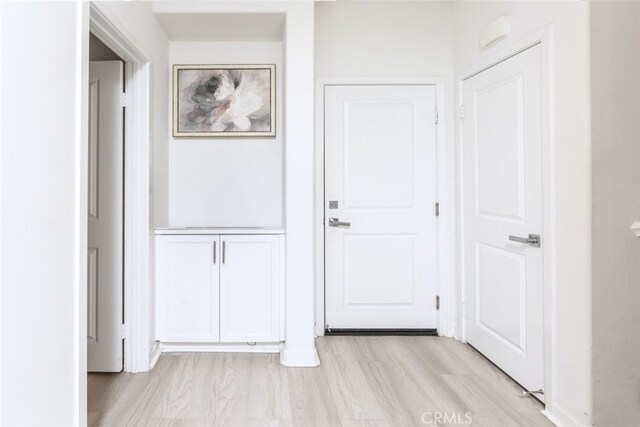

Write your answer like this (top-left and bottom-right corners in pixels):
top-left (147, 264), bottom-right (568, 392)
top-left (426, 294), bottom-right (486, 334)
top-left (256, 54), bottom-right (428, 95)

top-left (158, 236), bottom-right (220, 342)
top-left (220, 235), bottom-right (280, 342)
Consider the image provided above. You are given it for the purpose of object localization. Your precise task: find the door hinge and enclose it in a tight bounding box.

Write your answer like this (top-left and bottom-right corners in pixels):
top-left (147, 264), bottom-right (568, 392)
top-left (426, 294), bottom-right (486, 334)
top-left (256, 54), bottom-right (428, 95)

top-left (121, 324), bottom-right (127, 339)
top-left (459, 105), bottom-right (464, 120)
top-left (436, 295), bottom-right (440, 310)
top-left (435, 202), bottom-right (440, 217)
top-left (121, 93), bottom-right (128, 108)
top-left (434, 109), bottom-right (439, 125)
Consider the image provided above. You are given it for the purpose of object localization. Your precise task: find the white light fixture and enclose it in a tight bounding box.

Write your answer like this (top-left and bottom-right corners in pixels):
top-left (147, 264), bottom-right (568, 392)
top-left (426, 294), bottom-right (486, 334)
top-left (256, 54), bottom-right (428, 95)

top-left (480, 16), bottom-right (512, 48)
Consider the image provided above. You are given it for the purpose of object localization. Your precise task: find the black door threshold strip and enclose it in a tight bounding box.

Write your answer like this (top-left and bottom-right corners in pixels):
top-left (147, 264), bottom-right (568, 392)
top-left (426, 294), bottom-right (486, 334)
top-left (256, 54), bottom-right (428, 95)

top-left (324, 328), bottom-right (438, 336)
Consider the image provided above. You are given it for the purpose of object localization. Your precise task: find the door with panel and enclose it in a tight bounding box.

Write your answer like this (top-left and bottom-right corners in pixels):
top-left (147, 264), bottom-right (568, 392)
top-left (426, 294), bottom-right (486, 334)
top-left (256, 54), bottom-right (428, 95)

top-left (158, 235), bottom-right (220, 343)
top-left (462, 44), bottom-right (544, 394)
top-left (88, 60), bottom-right (124, 372)
top-left (324, 85), bottom-right (438, 330)
top-left (220, 235), bottom-right (281, 342)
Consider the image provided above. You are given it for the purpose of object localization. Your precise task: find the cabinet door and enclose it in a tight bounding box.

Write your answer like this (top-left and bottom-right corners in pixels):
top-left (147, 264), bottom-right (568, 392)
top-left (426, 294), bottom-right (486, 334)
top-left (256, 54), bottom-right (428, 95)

top-left (220, 235), bottom-right (280, 342)
top-left (158, 235), bottom-right (220, 342)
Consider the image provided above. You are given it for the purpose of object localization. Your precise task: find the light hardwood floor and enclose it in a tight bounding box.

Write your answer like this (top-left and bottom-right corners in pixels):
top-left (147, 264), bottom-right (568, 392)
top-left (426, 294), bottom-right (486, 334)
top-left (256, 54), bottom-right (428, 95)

top-left (88, 336), bottom-right (551, 426)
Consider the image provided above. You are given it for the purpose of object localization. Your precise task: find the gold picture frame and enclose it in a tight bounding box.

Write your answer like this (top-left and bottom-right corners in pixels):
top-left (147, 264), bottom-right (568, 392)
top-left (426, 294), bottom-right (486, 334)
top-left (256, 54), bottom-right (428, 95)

top-left (173, 64), bottom-right (276, 138)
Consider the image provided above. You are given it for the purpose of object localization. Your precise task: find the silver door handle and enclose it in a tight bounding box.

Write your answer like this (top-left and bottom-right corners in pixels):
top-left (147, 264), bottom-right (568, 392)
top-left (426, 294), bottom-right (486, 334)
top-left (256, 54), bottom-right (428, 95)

top-left (213, 241), bottom-right (217, 264)
top-left (509, 234), bottom-right (541, 247)
top-left (328, 217), bottom-right (351, 227)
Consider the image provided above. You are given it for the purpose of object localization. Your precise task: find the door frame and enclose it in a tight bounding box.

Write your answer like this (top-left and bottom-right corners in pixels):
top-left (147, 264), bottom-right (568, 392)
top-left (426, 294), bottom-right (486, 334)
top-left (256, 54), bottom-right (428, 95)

top-left (88, 4), bottom-right (152, 373)
top-left (457, 26), bottom-right (555, 410)
top-left (314, 76), bottom-right (453, 337)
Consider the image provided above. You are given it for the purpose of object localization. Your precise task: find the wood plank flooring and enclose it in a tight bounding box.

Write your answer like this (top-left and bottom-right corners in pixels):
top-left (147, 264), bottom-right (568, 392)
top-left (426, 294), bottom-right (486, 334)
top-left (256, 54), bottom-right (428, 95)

top-left (88, 336), bottom-right (550, 426)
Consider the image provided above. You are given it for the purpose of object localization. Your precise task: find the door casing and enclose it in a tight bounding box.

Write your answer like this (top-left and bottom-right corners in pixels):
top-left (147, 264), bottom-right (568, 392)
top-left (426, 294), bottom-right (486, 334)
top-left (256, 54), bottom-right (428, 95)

top-left (457, 27), bottom-right (555, 412)
top-left (314, 77), bottom-right (453, 337)
top-left (89, 4), bottom-right (152, 374)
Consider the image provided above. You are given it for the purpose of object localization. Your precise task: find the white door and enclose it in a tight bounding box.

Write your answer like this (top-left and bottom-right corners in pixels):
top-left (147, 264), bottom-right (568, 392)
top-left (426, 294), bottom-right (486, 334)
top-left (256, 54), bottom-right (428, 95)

top-left (220, 235), bottom-right (280, 342)
top-left (88, 60), bottom-right (124, 372)
top-left (462, 44), bottom-right (544, 393)
top-left (158, 236), bottom-right (221, 343)
top-left (325, 85), bottom-right (438, 330)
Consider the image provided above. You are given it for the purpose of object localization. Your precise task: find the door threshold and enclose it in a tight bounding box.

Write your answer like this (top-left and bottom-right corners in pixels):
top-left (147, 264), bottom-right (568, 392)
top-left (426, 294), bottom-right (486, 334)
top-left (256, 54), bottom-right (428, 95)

top-left (324, 328), bottom-right (438, 336)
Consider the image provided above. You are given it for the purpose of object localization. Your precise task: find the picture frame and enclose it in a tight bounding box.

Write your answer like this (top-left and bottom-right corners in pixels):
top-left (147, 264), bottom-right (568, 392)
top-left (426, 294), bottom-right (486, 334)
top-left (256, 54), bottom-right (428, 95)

top-left (173, 64), bottom-right (276, 138)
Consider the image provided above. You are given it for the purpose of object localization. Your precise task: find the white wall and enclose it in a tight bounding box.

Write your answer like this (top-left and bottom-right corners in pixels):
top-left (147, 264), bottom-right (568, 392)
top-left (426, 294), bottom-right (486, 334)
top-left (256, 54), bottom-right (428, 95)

top-left (280, 1), bottom-right (317, 367)
top-left (1, 2), bottom-right (88, 425)
top-left (152, 0), bottom-right (318, 367)
top-left (315, 0), bottom-right (454, 156)
top-left (452, 2), bottom-right (592, 425)
top-left (169, 41), bottom-right (284, 228)
top-left (590, 2), bottom-right (640, 424)
top-left (317, 3), bottom-right (594, 424)
top-left (315, 0), bottom-right (457, 336)
top-left (315, 1), bottom-right (453, 79)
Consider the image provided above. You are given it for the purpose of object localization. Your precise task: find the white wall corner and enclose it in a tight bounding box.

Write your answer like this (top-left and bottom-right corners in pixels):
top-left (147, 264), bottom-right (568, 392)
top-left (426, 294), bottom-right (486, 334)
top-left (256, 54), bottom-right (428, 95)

top-left (282, 3), bottom-right (317, 368)
top-left (280, 347), bottom-right (321, 367)
top-left (1, 2), bottom-right (89, 424)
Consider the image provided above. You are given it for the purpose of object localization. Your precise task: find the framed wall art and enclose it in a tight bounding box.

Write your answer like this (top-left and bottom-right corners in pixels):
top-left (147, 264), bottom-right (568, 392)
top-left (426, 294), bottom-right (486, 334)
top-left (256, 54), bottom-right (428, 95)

top-left (173, 64), bottom-right (276, 137)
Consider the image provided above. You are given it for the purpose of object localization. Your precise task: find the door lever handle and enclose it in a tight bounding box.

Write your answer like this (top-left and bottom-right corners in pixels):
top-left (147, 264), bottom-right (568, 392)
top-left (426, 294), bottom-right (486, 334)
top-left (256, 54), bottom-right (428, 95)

top-left (509, 234), bottom-right (541, 247)
top-left (328, 217), bottom-right (351, 227)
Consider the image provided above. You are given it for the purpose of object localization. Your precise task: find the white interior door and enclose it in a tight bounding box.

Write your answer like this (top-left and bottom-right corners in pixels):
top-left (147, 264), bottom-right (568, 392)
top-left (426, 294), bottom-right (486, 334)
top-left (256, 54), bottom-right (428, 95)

top-left (325, 85), bottom-right (438, 330)
top-left (462, 44), bottom-right (544, 393)
top-left (88, 60), bottom-right (124, 372)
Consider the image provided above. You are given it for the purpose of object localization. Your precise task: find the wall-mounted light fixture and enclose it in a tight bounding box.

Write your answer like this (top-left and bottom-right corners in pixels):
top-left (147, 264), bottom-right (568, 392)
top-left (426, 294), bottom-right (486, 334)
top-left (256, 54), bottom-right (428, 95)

top-left (480, 16), bottom-right (512, 48)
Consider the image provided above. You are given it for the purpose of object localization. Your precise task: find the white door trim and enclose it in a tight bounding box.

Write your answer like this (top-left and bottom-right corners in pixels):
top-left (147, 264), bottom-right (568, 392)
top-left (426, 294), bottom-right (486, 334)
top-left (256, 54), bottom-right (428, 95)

top-left (314, 76), bottom-right (454, 337)
top-left (89, 4), bottom-right (151, 374)
top-left (457, 26), bottom-right (558, 417)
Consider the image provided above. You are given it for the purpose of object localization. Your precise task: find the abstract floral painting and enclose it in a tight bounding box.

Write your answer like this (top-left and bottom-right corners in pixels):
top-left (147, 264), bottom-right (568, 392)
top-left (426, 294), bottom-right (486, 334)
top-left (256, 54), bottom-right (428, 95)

top-left (173, 64), bottom-right (275, 137)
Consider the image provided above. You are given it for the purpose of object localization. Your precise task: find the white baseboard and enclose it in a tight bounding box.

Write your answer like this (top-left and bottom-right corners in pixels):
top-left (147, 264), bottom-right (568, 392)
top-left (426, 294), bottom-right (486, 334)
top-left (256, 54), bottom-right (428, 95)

top-left (542, 410), bottom-right (562, 427)
top-left (438, 327), bottom-right (456, 338)
top-left (542, 403), bottom-right (590, 427)
top-left (280, 347), bottom-right (321, 367)
top-left (160, 342), bottom-right (282, 353)
top-left (149, 341), bottom-right (161, 370)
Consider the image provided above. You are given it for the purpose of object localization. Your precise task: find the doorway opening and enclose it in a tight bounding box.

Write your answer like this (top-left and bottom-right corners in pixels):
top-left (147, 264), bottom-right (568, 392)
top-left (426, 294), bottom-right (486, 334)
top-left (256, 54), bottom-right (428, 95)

top-left (314, 77), bottom-right (453, 338)
top-left (87, 3), bottom-right (153, 376)
top-left (324, 84), bottom-right (438, 333)
top-left (457, 28), bottom-right (554, 402)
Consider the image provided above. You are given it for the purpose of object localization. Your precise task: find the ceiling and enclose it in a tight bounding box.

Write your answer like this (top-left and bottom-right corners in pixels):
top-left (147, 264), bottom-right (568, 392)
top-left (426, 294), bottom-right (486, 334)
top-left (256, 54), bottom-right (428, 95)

top-left (155, 12), bottom-right (285, 41)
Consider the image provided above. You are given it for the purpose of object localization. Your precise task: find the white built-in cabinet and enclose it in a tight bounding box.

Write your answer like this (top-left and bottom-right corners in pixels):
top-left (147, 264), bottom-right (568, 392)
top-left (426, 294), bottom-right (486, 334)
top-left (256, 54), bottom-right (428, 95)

top-left (155, 230), bottom-right (284, 345)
